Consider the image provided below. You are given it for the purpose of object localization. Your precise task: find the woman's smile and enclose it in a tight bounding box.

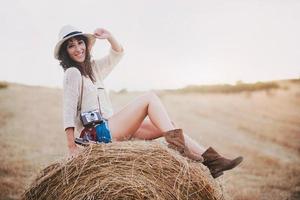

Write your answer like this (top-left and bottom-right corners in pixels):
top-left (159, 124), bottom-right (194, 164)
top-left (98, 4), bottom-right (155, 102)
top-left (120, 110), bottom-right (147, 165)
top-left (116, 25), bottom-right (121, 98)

top-left (74, 50), bottom-right (85, 60)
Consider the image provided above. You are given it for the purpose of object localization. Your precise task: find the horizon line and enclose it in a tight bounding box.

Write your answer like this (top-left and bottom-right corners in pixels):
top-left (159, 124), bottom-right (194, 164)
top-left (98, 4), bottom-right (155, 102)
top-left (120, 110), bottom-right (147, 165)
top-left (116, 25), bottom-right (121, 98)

top-left (1, 77), bottom-right (299, 92)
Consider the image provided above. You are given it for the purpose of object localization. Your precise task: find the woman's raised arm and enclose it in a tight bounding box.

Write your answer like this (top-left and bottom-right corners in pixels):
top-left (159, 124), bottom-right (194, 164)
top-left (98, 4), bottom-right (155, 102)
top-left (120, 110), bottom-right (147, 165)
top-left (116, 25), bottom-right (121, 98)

top-left (92, 28), bottom-right (124, 80)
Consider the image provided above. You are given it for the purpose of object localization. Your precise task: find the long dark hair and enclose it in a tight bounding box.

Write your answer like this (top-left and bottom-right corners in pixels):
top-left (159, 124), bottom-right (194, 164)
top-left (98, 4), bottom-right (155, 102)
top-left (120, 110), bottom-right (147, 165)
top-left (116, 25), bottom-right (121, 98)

top-left (58, 35), bottom-right (96, 82)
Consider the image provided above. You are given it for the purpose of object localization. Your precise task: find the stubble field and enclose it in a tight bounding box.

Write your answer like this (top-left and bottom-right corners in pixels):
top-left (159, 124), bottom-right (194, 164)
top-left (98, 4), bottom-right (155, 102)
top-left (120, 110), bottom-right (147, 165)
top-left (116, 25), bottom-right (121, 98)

top-left (0, 80), bottom-right (299, 200)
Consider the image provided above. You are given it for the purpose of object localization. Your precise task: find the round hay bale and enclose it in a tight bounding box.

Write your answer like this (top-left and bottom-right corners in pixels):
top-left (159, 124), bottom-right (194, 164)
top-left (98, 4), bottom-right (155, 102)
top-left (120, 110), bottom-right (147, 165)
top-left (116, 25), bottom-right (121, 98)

top-left (23, 140), bottom-right (226, 200)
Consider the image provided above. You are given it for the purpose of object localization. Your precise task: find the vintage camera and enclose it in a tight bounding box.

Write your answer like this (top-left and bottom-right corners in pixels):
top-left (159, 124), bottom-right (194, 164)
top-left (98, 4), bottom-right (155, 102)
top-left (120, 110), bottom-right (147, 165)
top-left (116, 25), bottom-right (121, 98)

top-left (80, 109), bottom-right (103, 127)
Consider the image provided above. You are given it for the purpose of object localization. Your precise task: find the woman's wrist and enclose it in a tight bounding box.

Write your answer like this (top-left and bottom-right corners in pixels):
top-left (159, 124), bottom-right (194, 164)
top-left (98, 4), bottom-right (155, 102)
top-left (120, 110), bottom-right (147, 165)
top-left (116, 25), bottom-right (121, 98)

top-left (68, 142), bottom-right (77, 149)
top-left (65, 127), bottom-right (76, 149)
top-left (107, 36), bottom-right (123, 52)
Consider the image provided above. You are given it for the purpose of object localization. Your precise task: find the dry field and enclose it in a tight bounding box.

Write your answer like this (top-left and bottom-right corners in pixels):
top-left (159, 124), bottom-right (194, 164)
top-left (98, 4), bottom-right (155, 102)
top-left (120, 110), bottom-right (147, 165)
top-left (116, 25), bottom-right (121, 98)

top-left (0, 80), bottom-right (299, 200)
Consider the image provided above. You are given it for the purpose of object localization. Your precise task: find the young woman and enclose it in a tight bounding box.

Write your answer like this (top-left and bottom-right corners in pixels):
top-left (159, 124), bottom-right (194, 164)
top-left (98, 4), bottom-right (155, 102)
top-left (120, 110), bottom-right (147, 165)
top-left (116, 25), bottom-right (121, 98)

top-left (55, 25), bottom-right (243, 178)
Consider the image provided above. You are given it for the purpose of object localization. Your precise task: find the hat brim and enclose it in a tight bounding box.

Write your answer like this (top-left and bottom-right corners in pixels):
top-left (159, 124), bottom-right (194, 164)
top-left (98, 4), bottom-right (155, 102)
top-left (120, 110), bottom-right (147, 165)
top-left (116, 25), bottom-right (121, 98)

top-left (54, 33), bottom-right (96, 59)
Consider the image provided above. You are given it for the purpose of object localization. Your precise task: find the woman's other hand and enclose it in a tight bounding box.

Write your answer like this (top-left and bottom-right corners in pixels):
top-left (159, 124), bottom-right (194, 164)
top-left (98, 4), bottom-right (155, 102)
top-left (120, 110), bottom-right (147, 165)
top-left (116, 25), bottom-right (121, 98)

top-left (94, 28), bottom-right (112, 40)
top-left (68, 144), bottom-right (81, 158)
top-left (65, 127), bottom-right (81, 158)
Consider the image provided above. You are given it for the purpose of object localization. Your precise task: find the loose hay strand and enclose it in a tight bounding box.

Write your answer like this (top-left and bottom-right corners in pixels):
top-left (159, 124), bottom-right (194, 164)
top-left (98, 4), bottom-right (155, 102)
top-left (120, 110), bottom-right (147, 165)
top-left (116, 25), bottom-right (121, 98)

top-left (71, 145), bottom-right (93, 190)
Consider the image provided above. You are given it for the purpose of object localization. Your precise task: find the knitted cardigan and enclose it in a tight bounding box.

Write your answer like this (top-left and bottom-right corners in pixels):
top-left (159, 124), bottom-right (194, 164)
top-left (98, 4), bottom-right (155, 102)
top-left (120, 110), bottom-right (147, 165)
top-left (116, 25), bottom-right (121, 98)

top-left (63, 47), bottom-right (124, 134)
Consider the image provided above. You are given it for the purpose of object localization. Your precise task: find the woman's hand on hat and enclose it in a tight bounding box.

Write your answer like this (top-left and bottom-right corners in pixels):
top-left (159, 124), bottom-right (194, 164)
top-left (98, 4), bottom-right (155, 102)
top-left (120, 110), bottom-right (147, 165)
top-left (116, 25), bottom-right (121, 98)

top-left (94, 28), bottom-right (112, 40)
top-left (94, 28), bottom-right (123, 52)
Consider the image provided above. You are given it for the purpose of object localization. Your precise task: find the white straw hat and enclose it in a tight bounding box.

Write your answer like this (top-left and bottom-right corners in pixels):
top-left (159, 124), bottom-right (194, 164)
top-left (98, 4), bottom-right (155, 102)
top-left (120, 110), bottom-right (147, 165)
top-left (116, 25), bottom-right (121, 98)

top-left (54, 25), bottom-right (96, 59)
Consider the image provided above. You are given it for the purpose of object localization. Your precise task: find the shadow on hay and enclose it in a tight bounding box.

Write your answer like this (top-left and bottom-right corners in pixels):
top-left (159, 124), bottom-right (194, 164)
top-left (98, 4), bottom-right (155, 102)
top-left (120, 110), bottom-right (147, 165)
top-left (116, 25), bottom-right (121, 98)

top-left (23, 140), bottom-right (227, 200)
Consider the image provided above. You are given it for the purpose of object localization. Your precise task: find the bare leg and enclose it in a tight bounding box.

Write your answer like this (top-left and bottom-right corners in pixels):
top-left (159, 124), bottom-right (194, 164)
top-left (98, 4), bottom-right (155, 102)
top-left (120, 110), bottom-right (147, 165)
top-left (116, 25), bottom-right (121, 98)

top-left (132, 117), bottom-right (162, 140)
top-left (108, 92), bottom-right (206, 156)
top-left (184, 134), bottom-right (206, 154)
top-left (108, 92), bottom-right (175, 141)
top-left (134, 118), bottom-right (206, 154)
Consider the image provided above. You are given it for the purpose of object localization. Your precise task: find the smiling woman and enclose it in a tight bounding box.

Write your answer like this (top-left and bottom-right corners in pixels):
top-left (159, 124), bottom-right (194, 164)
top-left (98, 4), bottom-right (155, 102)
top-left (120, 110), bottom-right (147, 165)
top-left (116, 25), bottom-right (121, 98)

top-left (58, 34), bottom-right (96, 82)
top-left (54, 25), bottom-right (243, 179)
top-left (66, 38), bottom-right (86, 63)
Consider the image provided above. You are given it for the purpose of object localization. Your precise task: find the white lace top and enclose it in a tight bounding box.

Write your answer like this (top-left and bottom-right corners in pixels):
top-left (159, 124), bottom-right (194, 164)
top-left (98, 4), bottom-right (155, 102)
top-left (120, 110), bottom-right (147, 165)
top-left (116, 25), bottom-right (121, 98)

top-left (63, 47), bottom-right (124, 134)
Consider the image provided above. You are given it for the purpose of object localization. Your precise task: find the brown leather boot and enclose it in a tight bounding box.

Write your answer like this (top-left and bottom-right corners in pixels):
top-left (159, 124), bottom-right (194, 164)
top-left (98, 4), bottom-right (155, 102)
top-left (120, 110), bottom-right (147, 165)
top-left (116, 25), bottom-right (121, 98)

top-left (202, 147), bottom-right (243, 178)
top-left (163, 129), bottom-right (204, 162)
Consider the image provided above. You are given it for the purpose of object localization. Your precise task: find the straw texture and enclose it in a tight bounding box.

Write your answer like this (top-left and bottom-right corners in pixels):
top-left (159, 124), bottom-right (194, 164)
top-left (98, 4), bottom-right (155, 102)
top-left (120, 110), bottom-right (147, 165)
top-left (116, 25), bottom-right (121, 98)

top-left (23, 140), bottom-right (226, 200)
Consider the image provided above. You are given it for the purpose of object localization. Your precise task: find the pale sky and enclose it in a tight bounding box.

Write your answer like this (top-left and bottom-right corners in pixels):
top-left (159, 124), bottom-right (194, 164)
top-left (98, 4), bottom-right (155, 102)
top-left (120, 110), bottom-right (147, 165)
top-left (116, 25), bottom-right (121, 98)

top-left (1, 0), bottom-right (299, 91)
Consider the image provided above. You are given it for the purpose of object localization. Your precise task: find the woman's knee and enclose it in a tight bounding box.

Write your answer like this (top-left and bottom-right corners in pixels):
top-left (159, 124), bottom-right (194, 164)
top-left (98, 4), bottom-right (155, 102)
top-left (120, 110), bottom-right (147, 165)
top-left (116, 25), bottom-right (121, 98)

top-left (142, 91), bottom-right (159, 102)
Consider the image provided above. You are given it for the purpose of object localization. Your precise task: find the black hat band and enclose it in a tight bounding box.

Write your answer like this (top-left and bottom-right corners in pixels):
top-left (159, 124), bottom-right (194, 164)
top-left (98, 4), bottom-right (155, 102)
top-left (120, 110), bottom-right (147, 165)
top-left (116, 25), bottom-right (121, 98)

top-left (63, 31), bottom-right (82, 39)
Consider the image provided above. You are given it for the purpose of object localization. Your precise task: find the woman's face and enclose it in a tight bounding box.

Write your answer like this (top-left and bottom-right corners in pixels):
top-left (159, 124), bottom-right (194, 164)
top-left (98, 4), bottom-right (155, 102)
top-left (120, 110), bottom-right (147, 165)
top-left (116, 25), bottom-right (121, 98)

top-left (66, 37), bottom-right (86, 64)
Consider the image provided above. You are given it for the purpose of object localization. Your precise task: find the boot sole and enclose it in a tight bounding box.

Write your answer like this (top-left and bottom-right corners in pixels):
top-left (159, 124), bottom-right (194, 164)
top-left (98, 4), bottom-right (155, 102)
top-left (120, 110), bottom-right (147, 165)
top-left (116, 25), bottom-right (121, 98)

top-left (211, 156), bottom-right (243, 178)
top-left (212, 171), bottom-right (223, 178)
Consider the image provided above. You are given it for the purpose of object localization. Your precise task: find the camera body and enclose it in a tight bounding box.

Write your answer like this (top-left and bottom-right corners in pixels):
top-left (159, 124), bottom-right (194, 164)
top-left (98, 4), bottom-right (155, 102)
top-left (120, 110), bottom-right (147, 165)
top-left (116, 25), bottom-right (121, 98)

top-left (80, 109), bottom-right (103, 127)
